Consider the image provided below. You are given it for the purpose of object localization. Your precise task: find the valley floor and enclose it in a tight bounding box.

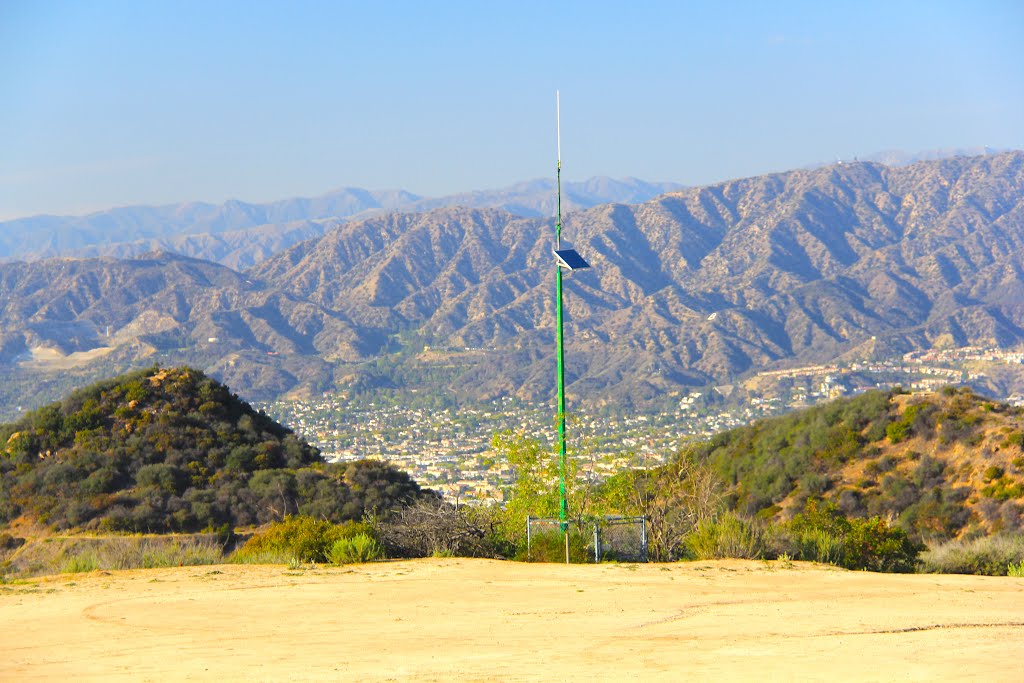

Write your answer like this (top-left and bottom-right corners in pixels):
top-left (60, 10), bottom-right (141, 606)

top-left (2, 558), bottom-right (1022, 681)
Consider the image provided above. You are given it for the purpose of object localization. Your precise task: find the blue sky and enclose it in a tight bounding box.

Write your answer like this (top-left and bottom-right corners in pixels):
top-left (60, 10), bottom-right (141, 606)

top-left (1, 0), bottom-right (1022, 219)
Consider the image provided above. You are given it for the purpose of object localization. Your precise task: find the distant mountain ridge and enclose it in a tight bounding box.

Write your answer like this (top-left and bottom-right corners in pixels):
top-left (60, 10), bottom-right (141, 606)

top-left (0, 151), bottom-right (1022, 417)
top-left (860, 147), bottom-right (1008, 166)
top-left (0, 177), bottom-right (683, 269)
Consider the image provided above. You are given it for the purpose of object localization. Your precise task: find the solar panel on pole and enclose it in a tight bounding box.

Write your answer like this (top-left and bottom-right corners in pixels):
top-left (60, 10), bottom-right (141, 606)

top-left (553, 249), bottom-right (590, 271)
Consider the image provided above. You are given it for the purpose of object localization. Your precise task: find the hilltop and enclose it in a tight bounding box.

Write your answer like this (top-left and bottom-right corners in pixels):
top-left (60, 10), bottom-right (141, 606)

top-left (684, 387), bottom-right (1024, 540)
top-left (0, 367), bottom-right (427, 532)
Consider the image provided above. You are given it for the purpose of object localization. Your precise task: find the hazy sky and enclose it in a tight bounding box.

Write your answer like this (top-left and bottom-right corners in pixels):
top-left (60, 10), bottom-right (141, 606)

top-left (2, 0), bottom-right (1022, 219)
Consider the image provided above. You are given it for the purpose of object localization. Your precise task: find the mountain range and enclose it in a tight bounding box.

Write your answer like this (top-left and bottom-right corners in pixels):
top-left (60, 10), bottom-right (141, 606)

top-left (0, 151), bottom-right (1021, 418)
top-left (0, 177), bottom-right (683, 270)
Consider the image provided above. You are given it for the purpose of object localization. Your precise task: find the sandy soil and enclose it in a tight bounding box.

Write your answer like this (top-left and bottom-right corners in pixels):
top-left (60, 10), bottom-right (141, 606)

top-left (22, 345), bottom-right (116, 370)
top-left (3, 558), bottom-right (1023, 682)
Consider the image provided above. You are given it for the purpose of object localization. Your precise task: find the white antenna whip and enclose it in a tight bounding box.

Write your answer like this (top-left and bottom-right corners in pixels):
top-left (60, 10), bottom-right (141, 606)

top-left (556, 90), bottom-right (561, 164)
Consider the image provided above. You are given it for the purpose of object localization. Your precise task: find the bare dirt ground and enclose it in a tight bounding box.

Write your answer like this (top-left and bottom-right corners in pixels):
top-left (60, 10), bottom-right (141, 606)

top-left (3, 558), bottom-right (1023, 682)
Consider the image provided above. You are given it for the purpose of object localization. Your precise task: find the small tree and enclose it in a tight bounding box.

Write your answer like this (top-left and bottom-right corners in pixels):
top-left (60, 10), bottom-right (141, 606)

top-left (601, 451), bottom-right (723, 561)
top-left (493, 430), bottom-right (558, 543)
top-left (492, 425), bottom-right (606, 554)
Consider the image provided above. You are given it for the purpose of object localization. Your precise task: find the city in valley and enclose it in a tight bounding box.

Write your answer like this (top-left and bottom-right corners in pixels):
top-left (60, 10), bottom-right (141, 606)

top-left (262, 346), bottom-right (1024, 503)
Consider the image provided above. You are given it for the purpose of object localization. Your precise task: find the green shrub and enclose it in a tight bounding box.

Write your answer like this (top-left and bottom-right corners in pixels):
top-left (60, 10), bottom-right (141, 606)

top-left (328, 533), bottom-right (385, 565)
top-left (777, 525), bottom-right (847, 565)
top-left (518, 530), bottom-right (591, 563)
top-left (780, 499), bottom-right (921, 572)
top-left (981, 477), bottom-right (1024, 502)
top-left (61, 553), bottom-right (100, 574)
top-left (233, 516), bottom-right (370, 564)
top-left (1008, 560), bottom-right (1024, 578)
top-left (983, 465), bottom-right (1005, 482)
top-left (844, 517), bottom-right (920, 572)
top-left (685, 512), bottom-right (766, 560)
top-left (886, 421), bottom-right (910, 444)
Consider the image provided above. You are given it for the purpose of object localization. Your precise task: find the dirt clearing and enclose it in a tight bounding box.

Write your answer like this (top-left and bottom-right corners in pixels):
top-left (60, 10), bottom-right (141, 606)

top-left (2, 558), bottom-right (1022, 681)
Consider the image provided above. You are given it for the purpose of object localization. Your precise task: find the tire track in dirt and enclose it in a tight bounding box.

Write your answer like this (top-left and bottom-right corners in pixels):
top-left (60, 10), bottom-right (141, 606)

top-left (828, 621), bottom-right (1024, 636)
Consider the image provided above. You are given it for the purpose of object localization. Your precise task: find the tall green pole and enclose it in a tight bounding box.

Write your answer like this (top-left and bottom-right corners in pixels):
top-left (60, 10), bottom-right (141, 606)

top-left (555, 92), bottom-right (568, 532)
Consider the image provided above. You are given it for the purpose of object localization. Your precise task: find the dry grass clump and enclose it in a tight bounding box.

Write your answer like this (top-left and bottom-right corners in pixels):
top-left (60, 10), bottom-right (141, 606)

top-left (59, 536), bottom-right (225, 574)
top-left (919, 533), bottom-right (1024, 576)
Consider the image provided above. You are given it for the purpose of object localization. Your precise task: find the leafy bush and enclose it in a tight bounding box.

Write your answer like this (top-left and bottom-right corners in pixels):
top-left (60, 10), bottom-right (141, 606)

top-left (919, 534), bottom-right (1024, 576)
top-left (518, 530), bottom-right (591, 563)
top-left (983, 466), bottom-right (1005, 482)
top-left (685, 512), bottom-right (766, 560)
top-left (981, 476), bottom-right (1024, 502)
top-left (779, 499), bottom-right (921, 572)
top-left (1008, 560), bottom-right (1024, 578)
top-left (233, 516), bottom-right (374, 564)
top-left (772, 525), bottom-right (846, 565)
top-left (328, 533), bottom-right (385, 565)
top-left (886, 421), bottom-right (911, 444)
top-left (844, 517), bottom-right (920, 572)
top-left (886, 401), bottom-right (937, 444)
top-left (600, 454), bottom-right (724, 561)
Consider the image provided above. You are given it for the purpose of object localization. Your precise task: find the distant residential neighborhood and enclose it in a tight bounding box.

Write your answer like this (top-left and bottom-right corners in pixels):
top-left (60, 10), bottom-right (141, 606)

top-left (262, 345), bottom-right (1024, 503)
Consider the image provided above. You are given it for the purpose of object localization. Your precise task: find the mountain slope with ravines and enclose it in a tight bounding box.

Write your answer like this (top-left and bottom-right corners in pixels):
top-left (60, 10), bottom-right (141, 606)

top-left (0, 151), bottom-right (1021, 418)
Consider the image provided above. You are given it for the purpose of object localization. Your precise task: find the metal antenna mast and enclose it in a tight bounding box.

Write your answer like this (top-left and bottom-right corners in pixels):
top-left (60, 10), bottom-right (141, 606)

top-left (555, 91), bottom-right (567, 530)
top-left (552, 91), bottom-right (589, 534)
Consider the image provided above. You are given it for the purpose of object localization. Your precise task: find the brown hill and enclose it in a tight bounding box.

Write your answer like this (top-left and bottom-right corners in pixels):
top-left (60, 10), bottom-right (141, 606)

top-left (686, 387), bottom-right (1024, 540)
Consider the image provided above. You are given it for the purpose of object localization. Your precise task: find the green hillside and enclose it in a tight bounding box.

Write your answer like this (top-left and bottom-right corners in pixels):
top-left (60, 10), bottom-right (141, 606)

top-left (0, 367), bottom-right (427, 532)
top-left (686, 387), bottom-right (1024, 540)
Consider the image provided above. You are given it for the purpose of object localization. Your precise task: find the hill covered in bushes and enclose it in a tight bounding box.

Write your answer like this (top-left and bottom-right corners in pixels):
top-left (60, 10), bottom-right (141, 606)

top-left (0, 367), bottom-right (428, 532)
top-left (685, 387), bottom-right (1024, 540)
